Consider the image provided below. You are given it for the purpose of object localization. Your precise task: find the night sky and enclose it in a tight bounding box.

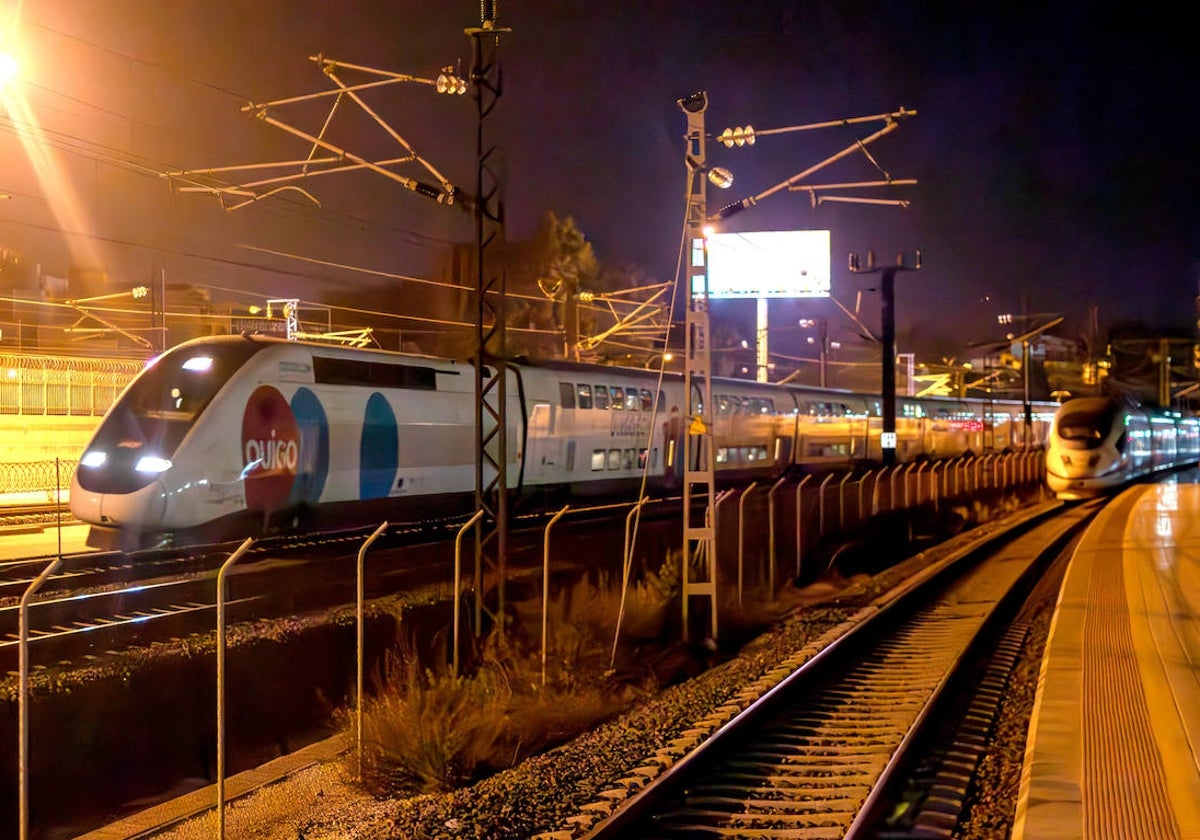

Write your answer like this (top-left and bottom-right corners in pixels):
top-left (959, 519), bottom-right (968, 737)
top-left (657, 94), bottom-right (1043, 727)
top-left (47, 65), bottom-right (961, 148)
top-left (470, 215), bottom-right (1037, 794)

top-left (2, 1), bottom-right (1197, 359)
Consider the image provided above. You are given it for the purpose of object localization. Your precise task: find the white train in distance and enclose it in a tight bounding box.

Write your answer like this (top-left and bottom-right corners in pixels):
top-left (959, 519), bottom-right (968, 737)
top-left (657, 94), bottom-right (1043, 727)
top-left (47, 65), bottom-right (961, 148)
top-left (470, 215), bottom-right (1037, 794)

top-left (1045, 396), bottom-right (1200, 499)
top-left (70, 335), bottom-right (1059, 549)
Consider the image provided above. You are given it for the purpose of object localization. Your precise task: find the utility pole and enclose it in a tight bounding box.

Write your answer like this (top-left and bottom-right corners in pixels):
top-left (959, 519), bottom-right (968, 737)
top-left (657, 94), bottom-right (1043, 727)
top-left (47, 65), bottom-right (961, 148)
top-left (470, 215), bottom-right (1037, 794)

top-left (849, 251), bottom-right (921, 466)
top-left (468, 5), bottom-right (512, 637)
top-left (679, 90), bottom-right (719, 642)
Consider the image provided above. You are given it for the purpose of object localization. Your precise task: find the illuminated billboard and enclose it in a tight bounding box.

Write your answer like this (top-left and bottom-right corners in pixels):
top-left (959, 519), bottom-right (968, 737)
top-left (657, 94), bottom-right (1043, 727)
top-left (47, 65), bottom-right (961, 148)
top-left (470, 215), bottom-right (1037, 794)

top-left (694, 229), bottom-right (831, 299)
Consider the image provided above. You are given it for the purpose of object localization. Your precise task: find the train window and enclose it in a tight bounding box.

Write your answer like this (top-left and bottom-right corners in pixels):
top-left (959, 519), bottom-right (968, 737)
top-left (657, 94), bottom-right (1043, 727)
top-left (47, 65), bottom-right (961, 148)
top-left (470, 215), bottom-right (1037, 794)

top-left (559, 382), bottom-right (576, 409)
top-left (594, 386), bottom-right (610, 410)
top-left (313, 356), bottom-right (437, 390)
top-left (638, 448), bottom-right (648, 469)
top-left (640, 389), bottom-right (653, 411)
top-left (610, 387), bottom-right (624, 409)
top-left (623, 449), bottom-right (636, 469)
top-left (577, 384), bottom-right (593, 409)
top-left (625, 390), bottom-right (641, 411)
top-left (716, 447), bottom-right (729, 463)
top-left (566, 441), bottom-right (576, 471)
top-left (717, 394), bottom-right (731, 415)
top-left (607, 448), bottom-right (622, 469)
top-left (657, 390), bottom-right (666, 412)
top-left (590, 449), bottom-right (606, 470)
top-left (650, 447), bottom-right (658, 468)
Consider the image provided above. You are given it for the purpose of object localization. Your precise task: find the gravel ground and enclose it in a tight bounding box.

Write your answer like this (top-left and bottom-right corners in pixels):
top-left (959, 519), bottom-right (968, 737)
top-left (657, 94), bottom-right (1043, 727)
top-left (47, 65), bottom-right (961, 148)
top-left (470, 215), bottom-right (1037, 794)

top-left (150, 581), bottom-right (881, 839)
top-left (151, 499), bottom-right (1049, 840)
top-left (954, 545), bottom-right (1069, 840)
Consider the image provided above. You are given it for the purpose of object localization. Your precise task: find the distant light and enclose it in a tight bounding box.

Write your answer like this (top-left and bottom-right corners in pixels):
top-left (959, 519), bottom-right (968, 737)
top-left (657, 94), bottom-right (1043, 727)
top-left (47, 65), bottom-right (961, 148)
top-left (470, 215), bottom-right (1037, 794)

top-left (81, 450), bottom-right (107, 468)
top-left (131, 285), bottom-right (149, 299)
top-left (135, 456), bottom-right (172, 474)
top-left (182, 355), bottom-right (213, 372)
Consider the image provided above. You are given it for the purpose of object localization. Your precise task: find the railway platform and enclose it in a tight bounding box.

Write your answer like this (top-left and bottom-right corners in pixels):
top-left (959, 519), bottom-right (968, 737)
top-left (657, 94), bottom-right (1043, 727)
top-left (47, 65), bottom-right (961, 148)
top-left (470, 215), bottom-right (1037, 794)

top-left (1014, 480), bottom-right (1200, 839)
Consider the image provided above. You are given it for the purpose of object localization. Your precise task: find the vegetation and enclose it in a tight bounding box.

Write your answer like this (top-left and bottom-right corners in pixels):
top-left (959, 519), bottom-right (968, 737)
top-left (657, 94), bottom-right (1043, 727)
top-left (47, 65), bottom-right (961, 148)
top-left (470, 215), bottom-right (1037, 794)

top-left (349, 566), bottom-right (679, 796)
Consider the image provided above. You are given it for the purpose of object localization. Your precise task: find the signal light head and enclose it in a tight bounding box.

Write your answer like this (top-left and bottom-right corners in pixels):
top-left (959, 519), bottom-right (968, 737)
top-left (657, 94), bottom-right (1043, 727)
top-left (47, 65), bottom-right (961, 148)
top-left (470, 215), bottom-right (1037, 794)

top-left (718, 126), bottom-right (756, 147)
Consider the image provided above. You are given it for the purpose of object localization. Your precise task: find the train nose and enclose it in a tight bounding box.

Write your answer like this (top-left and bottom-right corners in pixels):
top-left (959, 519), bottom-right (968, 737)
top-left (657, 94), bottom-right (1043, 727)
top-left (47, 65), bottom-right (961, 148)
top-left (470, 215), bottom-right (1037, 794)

top-left (69, 481), bottom-right (167, 530)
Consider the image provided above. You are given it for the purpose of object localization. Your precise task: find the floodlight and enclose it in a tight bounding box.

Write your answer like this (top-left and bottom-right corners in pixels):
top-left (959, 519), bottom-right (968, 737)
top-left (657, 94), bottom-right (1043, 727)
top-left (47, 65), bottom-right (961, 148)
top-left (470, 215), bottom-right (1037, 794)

top-left (706, 166), bottom-right (733, 190)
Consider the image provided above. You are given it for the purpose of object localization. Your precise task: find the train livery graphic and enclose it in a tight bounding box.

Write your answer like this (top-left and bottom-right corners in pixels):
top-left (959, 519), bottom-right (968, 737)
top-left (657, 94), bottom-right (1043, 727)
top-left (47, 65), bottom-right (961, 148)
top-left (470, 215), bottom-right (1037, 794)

top-left (1044, 396), bottom-right (1200, 498)
top-left (72, 334), bottom-right (1063, 549)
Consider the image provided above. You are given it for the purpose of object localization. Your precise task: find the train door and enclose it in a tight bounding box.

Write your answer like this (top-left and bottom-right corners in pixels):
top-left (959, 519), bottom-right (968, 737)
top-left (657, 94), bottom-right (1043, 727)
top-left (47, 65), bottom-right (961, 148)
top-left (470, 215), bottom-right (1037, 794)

top-left (523, 401), bottom-right (559, 483)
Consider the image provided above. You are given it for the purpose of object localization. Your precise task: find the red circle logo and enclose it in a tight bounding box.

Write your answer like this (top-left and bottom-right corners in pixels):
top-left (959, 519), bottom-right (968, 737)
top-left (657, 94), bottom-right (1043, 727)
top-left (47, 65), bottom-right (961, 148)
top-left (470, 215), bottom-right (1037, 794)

top-left (241, 385), bottom-right (300, 511)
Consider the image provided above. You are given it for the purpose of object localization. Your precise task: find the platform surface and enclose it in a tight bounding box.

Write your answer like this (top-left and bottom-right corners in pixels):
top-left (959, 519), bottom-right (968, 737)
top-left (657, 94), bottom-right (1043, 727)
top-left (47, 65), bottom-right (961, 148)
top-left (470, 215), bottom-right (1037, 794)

top-left (1014, 480), bottom-right (1200, 839)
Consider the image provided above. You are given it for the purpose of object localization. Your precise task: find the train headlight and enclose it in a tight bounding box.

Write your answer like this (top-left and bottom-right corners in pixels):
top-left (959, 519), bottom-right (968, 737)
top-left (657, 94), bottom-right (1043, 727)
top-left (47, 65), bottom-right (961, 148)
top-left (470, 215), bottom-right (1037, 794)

top-left (135, 455), bottom-right (173, 474)
top-left (80, 450), bottom-right (107, 468)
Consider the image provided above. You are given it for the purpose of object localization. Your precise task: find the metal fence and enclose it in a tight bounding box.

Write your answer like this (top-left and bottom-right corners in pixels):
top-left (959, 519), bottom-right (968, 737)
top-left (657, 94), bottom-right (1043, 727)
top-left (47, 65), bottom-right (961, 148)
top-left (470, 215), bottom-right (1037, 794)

top-left (0, 460), bottom-right (78, 497)
top-left (0, 353), bottom-right (142, 417)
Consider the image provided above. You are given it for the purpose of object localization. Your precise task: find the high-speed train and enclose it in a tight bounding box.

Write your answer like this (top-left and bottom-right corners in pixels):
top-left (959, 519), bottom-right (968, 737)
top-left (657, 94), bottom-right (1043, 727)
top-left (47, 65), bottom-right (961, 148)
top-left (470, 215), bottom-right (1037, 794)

top-left (70, 335), bottom-right (1057, 548)
top-left (1045, 396), bottom-right (1200, 499)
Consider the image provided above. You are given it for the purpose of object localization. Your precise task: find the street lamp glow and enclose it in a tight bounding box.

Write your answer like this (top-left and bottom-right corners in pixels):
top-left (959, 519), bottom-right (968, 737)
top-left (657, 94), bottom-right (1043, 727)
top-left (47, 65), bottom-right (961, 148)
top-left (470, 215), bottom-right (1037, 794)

top-left (0, 50), bottom-right (17, 88)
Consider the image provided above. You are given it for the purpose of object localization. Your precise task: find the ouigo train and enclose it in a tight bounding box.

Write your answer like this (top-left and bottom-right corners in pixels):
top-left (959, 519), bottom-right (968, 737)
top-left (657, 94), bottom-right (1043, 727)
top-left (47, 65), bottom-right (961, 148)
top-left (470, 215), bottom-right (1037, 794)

top-left (1044, 396), bottom-right (1200, 498)
top-left (71, 335), bottom-right (1059, 549)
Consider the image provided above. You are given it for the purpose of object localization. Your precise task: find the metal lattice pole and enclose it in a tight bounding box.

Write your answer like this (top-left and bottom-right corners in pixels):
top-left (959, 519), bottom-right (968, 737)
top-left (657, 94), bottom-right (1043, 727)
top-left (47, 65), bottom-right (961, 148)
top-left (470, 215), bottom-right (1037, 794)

top-left (468, 8), bottom-right (511, 639)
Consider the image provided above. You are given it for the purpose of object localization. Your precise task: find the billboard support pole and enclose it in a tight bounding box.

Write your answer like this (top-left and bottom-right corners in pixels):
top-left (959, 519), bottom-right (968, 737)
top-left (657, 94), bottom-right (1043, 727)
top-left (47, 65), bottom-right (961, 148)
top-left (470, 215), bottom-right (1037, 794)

top-left (756, 297), bottom-right (769, 382)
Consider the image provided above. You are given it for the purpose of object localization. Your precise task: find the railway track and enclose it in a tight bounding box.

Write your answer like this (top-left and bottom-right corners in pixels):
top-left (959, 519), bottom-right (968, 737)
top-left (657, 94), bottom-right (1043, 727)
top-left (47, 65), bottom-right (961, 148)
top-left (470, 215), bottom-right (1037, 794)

top-left (0, 499), bottom-right (680, 674)
top-left (582, 498), bottom-right (1101, 839)
top-left (0, 502), bottom-right (76, 531)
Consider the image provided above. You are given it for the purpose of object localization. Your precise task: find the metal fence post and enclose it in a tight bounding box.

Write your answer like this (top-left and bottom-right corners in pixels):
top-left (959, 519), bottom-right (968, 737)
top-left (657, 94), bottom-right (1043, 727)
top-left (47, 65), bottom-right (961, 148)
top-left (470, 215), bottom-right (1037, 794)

top-left (356, 521), bottom-right (389, 782)
top-left (837, 472), bottom-right (854, 531)
top-left (818, 473), bottom-right (836, 536)
top-left (794, 474), bottom-right (813, 580)
top-left (872, 466), bottom-right (888, 515)
top-left (453, 510), bottom-right (485, 678)
top-left (930, 461), bottom-right (942, 513)
top-left (767, 476), bottom-right (789, 595)
top-left (737, 482), bottom-right (759, 606)
top-left (216, 537), bottom-right (255, 840)
top-left (611, 498), bottom-right (648, 668)
top-left (542, 506), bottom-right (570, 689)
top-left (18, 558), bottom-right (62, 840)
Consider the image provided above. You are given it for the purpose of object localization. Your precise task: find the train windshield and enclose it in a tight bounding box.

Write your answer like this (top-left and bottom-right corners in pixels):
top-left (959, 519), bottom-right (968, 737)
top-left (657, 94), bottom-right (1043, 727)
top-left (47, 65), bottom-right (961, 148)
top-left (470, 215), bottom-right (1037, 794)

top-left (76, 341), bottom-right (266, 494)
top-left (1056, 400), bottom-right (1118, 447)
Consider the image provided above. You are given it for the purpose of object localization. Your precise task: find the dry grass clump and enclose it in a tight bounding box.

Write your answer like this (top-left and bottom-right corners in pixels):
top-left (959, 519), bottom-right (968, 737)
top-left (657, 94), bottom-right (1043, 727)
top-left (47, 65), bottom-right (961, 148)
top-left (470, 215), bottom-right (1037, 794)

top-left (350, 569), bottom-right (676, 797)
